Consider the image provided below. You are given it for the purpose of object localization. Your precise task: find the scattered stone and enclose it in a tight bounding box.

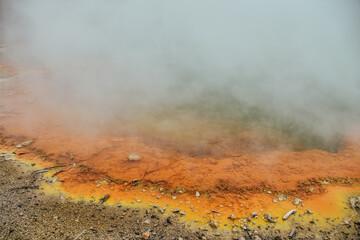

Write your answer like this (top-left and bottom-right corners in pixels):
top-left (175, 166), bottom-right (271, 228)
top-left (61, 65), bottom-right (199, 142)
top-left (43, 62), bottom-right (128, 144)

top-left (228, 214), bottom-right (236, 220)
top-left (142, 231), bottom-right (151, 239)
top-left (307, 187), bottom-right (316, 193)
top-left (127, 154), bottom-right (142, 162)
top-left (319, 181), bottom-right (330, 185)
top-left (209, 220), bottom-right (218, 229)
top-left (306, 209), bottom-right (313, 214)
top-left (180, 211), bottom-right (186, 216)
top-left (99, 194), bottom-right (110, 204)
top-left (264, 213), bottom-right (272, 221)
top-left (144, 219), bottom-right (150, 224)
top-left (293, 198), bottom-right (302, 205)
top-left (172, 196), bottom-right (177, 200)
top-left (289, 228), bottom-right (296, 238)
top-left (273, 198), bottom-right (278, 203)
top-left (195, 191), bottom-right (200, 197)
top-left (172, 209), bottom-right (180, 213)
top-left (283, 210), bottom-right (297, 220)
top-left (16, 140), bottom-right (33, 148)
top-left (350, 196), bottom-right (360, 211)
top-left (252, 212), bottom-right (258, 218)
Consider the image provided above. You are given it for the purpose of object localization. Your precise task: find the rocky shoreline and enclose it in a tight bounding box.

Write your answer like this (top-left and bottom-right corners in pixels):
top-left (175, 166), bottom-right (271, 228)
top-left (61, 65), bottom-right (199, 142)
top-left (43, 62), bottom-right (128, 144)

top-left (1, 151), bottom-right (360, 240)
top-left (0, 155), bottom-right (207, 240)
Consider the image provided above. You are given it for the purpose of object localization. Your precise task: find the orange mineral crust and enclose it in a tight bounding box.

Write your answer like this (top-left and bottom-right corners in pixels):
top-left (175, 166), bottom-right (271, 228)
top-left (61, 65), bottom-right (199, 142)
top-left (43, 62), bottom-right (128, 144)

top-left (3, 129), bottom-right (360, 193)
top-left (0, 64), bottom-right (360, 230)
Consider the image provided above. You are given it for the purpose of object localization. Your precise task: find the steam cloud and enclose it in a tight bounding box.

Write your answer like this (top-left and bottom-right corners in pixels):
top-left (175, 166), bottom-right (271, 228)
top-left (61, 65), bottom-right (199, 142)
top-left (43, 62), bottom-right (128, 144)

top-left (1, 0), bottom-right (360, 152)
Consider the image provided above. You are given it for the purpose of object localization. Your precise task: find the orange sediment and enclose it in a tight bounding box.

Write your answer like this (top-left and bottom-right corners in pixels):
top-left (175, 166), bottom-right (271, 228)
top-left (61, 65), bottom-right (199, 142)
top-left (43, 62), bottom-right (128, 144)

top-left (0, 64), bottom-right (360, 232)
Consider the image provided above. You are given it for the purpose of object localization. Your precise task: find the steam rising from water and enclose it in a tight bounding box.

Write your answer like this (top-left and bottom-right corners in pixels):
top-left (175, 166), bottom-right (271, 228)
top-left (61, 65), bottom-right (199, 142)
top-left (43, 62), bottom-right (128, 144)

top-left (1, 0), bottom-right (360, 152)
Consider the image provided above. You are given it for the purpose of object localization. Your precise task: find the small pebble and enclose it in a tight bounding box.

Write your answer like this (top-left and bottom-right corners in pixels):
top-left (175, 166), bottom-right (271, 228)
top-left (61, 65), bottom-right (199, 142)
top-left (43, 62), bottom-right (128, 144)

top-left (127, 154), bottom-right (142, 161)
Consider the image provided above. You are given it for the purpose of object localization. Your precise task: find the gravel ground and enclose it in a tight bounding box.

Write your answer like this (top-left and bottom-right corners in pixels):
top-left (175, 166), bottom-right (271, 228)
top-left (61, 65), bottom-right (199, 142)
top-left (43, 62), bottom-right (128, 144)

top-left (1, 154), bottom-right (360, 240)
top-left (0, 157), bottom-right (211, 240)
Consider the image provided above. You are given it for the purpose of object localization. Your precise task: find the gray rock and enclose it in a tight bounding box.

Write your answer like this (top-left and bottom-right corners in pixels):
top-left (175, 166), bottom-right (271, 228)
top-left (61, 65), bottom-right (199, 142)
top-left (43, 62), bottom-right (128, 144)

top-left (209, 220), bottom-right (218, 229)
top-left (264, 213), bottom-right (272, 221)
top-left (16, 140), bottom-right (33, 148)
top-left (293, 198), bottom-right (302, 205)
top-left (127, 154), bottom-right (142, 162)
top-left (99, 194), bottom-right (110, 204)
top-left (283, 210), bottom-right (297, 220)
top-left (289, 228), bottom-right (296, 238)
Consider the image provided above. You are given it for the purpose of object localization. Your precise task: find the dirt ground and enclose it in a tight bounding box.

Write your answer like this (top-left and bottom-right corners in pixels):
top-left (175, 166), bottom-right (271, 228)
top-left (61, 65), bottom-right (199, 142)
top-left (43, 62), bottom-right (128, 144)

top-left (0, 156), bottom-right (207, 240)
top-left (1, 154), bottom-right (360, 240)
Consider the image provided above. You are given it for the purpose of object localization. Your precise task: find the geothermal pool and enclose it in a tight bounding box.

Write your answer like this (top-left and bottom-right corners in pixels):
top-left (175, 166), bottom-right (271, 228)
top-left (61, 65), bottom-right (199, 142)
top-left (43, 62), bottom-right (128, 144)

top-left (0, 64), bottom-right (359, 236)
